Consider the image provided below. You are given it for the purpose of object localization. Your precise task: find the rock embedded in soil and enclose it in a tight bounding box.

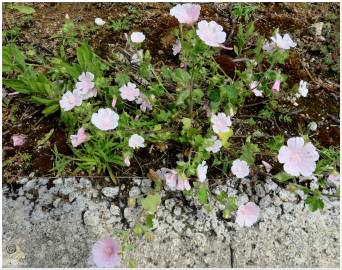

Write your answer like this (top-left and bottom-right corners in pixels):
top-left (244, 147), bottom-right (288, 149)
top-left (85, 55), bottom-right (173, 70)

top-left (101, 187), bottom-right (119, 198)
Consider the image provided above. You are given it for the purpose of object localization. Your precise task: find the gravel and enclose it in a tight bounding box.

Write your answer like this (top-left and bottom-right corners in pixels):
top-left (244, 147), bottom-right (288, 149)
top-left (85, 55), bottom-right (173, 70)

top-left (2, 176), bottom-right (340, 268)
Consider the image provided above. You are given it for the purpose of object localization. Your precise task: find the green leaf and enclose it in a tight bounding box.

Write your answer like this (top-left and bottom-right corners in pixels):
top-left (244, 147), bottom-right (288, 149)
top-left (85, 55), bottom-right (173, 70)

top-left (181, 118), bottom-right (192, 130)
top-left (305, 196), bottom-right (324, 212)
top-left (267, 135), bottom-right (285, 152)
top-left (141, 194), bottom-right (161, 214)
top-left (37, 129), bottom-right (54, 146)
top-left (12, 5), bottom-right (35, 14)
top-left (217, 191), bottom-right (228, 203)
top-left (274, 172), bottom-right (293, 182)
top-left (145, 214), bottom-right (154, 228)
top-left (3, 79), bottom-right (30, 94)
top-left (197, 185), bottom-right (208, 205)
top-left (241, 141), bottom-right (260, 164)
top-left (223, 196), bottom-right (238, 218)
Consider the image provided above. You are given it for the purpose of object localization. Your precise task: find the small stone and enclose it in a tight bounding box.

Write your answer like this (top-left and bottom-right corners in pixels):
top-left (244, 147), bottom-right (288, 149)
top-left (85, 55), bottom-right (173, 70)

top-left (24, 179), bottom-right (37, 191)
top-left (83, 210), bottom-right (100, 226)
top-left (29, 172), bottom-right (35, 178)
top-left (110, 205), bottom-right (121, 216)
top-left (68, 192), bottom-right (77, 203)
top-left (101, 187), bottom-right (119, 198)
top-left (173, 206), bottom-right (182, 216)
top-left (133, 178), bottom-right (142, 186)
top-left (79, 178), bottom-right (92, 188)
top-left (129, 187), bottom-right (141, 197)
top-left (164, 199), bottom-right (176, 210)
top-left (259, 195), bottom-right (272, 208)
top-left (255, 184), bottom-right (266, 197)
top-left (120, 184), bottom-right (126, 190)
top-left (38, 178), bottom-right (49, 186)
top-left (283, 202), bottom-right (295, 213)
top-left (124, 208), bottom-right (131, 220)
top-left (185, 228), bottom-right (192, 237)
top-left (264, 178), bottom-right (278, 193)
top-left (18, 177), bottom-right (29, 185)
top-left (237, 194), bottom-right (249, 206)
top-left (272, 194), bottom-right (282, 206)
top-left (278, 189), bottom-right (297, 202)
top-left (311, 22), bottom-right (324, 36)
top-left (53, 198), bottom-right (62, 208)
top-left (173, 220), bottom-right (185, 233)
top-left (53, 178), bottom-right (63, 186)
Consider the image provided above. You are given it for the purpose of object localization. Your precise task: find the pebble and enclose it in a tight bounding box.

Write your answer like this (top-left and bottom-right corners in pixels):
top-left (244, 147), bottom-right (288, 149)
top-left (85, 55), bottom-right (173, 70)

top-left (101, 187), bottom-right (119, 198)
top-left (256, 184), bottom-right (266, 197)
top-left (83, 210), bottom-right (100, 226)
top-left (129, 187), bottom-right (141, 197)
top-left (259, 195), bottom-right (272, 208)
top-left (173, 206), bottom-right (182, 216)
top-left (278, 189), bottom-right (297, 202)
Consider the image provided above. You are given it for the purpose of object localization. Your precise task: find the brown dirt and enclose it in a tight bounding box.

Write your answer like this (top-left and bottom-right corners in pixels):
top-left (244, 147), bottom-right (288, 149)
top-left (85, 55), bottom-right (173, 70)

top-left (2, 2), bottom-right (340, 181)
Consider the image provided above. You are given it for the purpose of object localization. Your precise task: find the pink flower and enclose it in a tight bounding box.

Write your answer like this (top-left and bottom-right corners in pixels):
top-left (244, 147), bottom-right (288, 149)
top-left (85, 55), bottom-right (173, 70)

top-left (205, 136), bottom-right (222, 153)
top-left (124, 156), bottom-right (131, 167)
top-left (210, 112), bottom-right (232, 134)
top-left (197, 161), bottom-right (208, 182)
top-left (196, 20), bottom-right (226, 47)
top-left (278, 137), bottom-right (319, 177)
top-left (111, 98), bottom-right (117, 108)
top-left (128, 134), bottom-right (145, 149)
top-left (88, 237), bottom-right (120, 268)
top-left (262, 41), bottom-right (277, 52)
top-left (76, 72), bottom-right (95, 94)
top-left (91, 108), bottom-right (119, 131)
top-left (12, 134), bottom-right (26, 146)
top-left (271, 79), bottom-right (281, 93)
top-left (231, 159), bottom-right (250, 178)
top-left (119, 82), bottom-right (140, 101)
top-left (130, 32), bottom-right (145, 43)
top-left (172, 39), bottom-right (182, 56)
top-left (59, 90), bottom-right (83, 111)
top-left (70, 127), bottom-right (87, 147)
top-left (236, 202), bottom-right (260, 227)
top-left (262, 160), bottom-right (272, 173)
top-left (160, 168), bottom-right (191, 191)
top-left (162, 168), bottom-right (178, 190)
top-left (135, 93), bottom-right (152, 112)
top-left (250, 81), bottom-right (263, 97)
top-left (327, 173), bottom-right (340, 186)
top-left (170, 3), bottom-right (201, 25)
top-left (176, 174), bottom-right (191, 191)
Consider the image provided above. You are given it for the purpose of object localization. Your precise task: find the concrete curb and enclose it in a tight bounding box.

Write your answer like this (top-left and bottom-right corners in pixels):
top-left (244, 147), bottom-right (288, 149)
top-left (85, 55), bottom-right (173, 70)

top-left (2, 177), bottom-right (340, 267)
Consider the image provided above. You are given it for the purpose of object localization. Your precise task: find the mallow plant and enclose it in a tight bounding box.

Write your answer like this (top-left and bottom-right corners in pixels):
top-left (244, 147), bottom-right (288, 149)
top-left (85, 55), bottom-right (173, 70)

top-left (3, 4), bottom-right (340, 266)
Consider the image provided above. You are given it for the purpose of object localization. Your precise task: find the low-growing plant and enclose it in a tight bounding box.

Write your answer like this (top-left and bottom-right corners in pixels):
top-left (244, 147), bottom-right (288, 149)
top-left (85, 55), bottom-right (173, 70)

top-left (3, 5), bottom-right (340, 262)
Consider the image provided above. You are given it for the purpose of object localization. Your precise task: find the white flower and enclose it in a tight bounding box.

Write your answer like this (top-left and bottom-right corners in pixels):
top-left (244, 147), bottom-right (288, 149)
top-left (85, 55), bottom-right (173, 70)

top-left (270, 33), bottom-right (297, 50)
top-left (250, 81), bottom-right (263, 97)
top-left (59, 91), bottom-right (83, 111)
top-left (91, 108), bottom-right (119, 131)
top-left (236, 202), bottom-right (260, 227)
top-left (95, 18), bottom-right (106, 26)
top-left (128, 134), bottom-right (145, 149)
top-left (210, 112), bottom-right (232, 134)
top-left (231, 159), bottom-right (250, 178)
top-left (278, 137), bottom-right (319, 177)
top-left (197, 161), bottom-right (208, 182)
top-left (296, 80), bottom-right (308, 97)
top-left (130, 32), bottom-right (145, 43)
top-left (205, 136), bottom-right (222, 153)
top-left (119, 82), bottom-right (140, 101)
top-left (170, 4), bottom-right (201, 25)
top-left (262, 41), bottom-right (276, 52)
top-left (196, 20), bottom-right (226, 47)
top-left (172, 39), bottom-right (182, 56)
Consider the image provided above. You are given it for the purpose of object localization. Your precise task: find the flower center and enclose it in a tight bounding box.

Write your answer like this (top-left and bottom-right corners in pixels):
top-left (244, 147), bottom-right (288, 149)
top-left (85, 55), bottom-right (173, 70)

top-left (104, 246), bottom-right (114, 256)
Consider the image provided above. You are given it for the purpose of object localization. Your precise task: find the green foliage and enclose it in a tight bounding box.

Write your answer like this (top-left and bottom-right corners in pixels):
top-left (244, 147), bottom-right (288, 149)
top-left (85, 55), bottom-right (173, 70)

top-left (141, 194), bottom-right (161, 214)
top-left (305, 195), bottom-right (324, 212)
top-left (267, 135), bottom-right (285, 152)
top-left (11, 5), bottom-right (36, 14)
top-left (197, 184), bottom-right (209, 205)
top-left (110, 19), bottom-right (130, 32)
top-left (232, 3), bottom-right (257, 22)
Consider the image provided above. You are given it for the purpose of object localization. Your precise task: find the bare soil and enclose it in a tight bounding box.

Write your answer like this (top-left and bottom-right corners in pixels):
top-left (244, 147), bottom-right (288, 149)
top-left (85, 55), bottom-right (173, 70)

top-left (2, 2), bottom-right (340, 182)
